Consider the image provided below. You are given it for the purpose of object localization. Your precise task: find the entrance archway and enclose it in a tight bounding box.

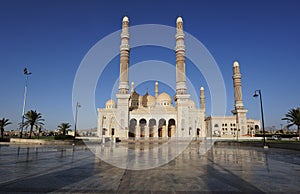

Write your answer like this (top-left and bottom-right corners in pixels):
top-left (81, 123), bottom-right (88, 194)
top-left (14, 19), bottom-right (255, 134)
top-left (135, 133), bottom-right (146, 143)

top-left (129, 119), bottom-right (137, 137)
top-left (139, 119), bottom-right (147, 138)
top-left (168, 119), bottom-right (176, 137)
top-left (158, 119), bottom-right (166, 137)
top-left (149, 119), bottom-right (156, 137)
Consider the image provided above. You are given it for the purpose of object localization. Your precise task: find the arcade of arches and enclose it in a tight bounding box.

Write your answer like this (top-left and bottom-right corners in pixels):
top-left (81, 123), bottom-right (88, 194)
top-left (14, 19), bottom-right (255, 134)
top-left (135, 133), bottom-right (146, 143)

top-left (129, 118), bottom-right (176, 138)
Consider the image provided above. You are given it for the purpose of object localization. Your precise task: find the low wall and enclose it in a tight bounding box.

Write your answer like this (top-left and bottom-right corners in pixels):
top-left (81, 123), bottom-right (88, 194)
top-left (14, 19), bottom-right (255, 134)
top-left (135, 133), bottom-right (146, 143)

top-left (268, 142), bottom-right (300, 151)
top-left (10, 138), bottom-right (74, 145)
top-left (215, 141), bottom-right (300, 151)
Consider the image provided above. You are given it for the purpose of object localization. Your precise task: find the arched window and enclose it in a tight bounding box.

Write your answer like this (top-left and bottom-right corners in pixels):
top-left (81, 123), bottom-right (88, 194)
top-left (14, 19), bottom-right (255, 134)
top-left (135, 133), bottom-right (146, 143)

top-left (214, 124), bottom-right (219, 128)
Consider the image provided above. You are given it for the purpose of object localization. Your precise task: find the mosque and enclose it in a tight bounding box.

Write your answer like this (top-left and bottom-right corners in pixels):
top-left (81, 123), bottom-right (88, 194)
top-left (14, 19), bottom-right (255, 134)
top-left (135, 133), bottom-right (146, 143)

top-left (97, 16), bottom-right (260, 140)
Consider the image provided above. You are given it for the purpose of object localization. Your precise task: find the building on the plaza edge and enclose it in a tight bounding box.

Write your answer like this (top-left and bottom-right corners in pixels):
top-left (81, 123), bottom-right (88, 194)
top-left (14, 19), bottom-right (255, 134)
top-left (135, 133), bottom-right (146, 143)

top-left (97, 16), bottom-right (260, 140)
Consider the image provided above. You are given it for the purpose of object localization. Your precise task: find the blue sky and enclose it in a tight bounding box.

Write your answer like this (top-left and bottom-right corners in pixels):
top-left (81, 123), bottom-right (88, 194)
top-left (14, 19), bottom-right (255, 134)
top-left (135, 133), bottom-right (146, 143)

top-left (0, 0), bottom-right (299, 131)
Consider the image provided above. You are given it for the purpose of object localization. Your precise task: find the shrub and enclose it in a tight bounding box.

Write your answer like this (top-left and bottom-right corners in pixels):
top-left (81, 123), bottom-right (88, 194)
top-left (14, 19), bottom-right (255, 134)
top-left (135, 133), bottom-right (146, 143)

top-left (54, 135), bottom-right (74, 140)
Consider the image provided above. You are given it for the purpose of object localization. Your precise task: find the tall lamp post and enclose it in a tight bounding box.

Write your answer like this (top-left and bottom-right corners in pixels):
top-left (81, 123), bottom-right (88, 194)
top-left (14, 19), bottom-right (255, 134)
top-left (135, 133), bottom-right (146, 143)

top-left (253, 90), bottom-right (268, 148)
top-left (74, 102), bottom-right (81, 144)
top-left (20, 68), bottom-right (32, 138)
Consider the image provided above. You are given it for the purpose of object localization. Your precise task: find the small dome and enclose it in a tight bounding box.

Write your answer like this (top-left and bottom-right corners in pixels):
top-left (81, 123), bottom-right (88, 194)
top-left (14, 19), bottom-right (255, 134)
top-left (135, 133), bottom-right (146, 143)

top-left (176, 16), bottom-right (183, 23)
top-left (200, 87), bottom-right (204, 91)
top-left (157, 92), bottom-right (172, 103)
top-left (233, 61), bottom-right (239, 67)
top-left (123, 16), bottom-right (129, 22)
top-left (105, 99), bottom-right (116, 109)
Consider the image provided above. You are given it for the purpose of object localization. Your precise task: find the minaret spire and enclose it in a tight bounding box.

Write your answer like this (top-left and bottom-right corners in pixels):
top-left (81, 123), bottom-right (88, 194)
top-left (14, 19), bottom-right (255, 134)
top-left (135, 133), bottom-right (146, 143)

top-left (131, 82), bottom-right (134, 93)
top-left (119, 16), bottom-right (130, 94)
top-left (116, 16), bottom-right (131, 137)
top-left (231, 60), bottom-right (248, 136)
top-left (232, 61), bottom-right (244, 110)
top-left (175, 16), bottom-right (190, 138)
top-left (155, 82), bottom-right (159, 98)
top-left (200, 87), bottom-right (205, 111)
top-left (175, 16), bottom-right (186, 95)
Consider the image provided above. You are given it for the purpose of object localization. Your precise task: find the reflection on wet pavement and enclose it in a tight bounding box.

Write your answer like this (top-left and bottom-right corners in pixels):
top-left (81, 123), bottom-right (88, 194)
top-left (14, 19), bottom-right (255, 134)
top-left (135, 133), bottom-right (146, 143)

top-left (0, 142), bottom-right (299, 193)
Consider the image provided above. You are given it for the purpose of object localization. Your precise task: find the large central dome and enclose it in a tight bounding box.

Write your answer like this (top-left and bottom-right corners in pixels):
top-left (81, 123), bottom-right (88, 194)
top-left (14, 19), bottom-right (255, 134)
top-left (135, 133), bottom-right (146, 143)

top-left (156, 92), bottom-right (172, 106)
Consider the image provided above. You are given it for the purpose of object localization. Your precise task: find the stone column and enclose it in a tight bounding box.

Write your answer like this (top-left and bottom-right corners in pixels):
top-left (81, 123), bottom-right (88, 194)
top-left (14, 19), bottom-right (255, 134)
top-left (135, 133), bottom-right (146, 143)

top-left (135, 126), bottom-right (140, 139)
top-left (171, 126), bottom-right (175, 137)
top-left (153, 125), bottom-right (158, 138)
top-left (162, 126), bottom-right (167, 138)
top-left (145, 126), bottom-right (149, 138)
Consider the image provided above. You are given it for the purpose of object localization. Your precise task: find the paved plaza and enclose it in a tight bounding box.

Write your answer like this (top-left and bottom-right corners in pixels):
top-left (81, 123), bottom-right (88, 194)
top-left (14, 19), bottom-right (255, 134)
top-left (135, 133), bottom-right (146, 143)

top-left (0, 141), bottom-right (299, 193)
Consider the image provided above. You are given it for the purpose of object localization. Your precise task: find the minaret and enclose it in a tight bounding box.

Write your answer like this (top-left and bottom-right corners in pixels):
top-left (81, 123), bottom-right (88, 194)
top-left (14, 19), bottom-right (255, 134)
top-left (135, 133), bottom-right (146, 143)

top-left (231, 61), bottom-right (248, 136)
top-left (116, 16), bottom-right (131, 139)
top-left (131, 82), bottom-right (134, 93)
top-left (119, 16), bottom-right (130, 94)
top-left (200, 87), bottom-right (205, 111)
top-left (175, 16), bottom-right (190, 138)
top-left (199, 87), bottom-right (206, 138)
top-left (155, 82), bottom-right (159, 98)
top-left (175, 17), bottom-right (187, 95)
top-left (232, 61), bottom-right (244, 110)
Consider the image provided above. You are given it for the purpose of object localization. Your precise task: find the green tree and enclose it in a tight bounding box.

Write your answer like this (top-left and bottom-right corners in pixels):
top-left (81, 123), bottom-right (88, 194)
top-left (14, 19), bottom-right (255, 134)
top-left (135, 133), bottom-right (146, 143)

top-left (21, 110), bottom-right (44, 139)
top-left (37, 125), bottom-right (43, 139)
top-left (57, 122), bottom-right (71, 136)
top-left (282, 107), bottom-right (300, 141)
top-left (0, 118), bottom-right (11, 139)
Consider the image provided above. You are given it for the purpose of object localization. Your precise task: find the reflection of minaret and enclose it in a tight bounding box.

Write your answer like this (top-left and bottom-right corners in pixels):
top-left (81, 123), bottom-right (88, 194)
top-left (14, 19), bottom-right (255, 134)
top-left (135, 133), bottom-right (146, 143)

top-left (116, 16), bottom-right (131, 138)
top-left (175, 17), bottom-right (190, 138)
top-left (175, 17), bottom-right (186, 95)
top-left (155, 82), bottom-right (159, 98)
top-left (231, 61), bottom-right (248, 135)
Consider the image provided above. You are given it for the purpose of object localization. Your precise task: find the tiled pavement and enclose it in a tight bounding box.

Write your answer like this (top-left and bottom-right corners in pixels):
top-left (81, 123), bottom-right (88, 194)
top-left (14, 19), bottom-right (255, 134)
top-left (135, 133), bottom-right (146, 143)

top-left (0, 142), bottom-right (299, 193)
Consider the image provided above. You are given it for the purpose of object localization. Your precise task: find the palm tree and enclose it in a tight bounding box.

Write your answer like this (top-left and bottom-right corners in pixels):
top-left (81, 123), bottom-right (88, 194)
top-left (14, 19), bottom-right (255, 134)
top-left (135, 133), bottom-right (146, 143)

top-left (0, 118), bottom-right (12, 139)
top-left (21, 110), bottom-right (44, 139)
top-left (282, 107), bottom-right (300, 141)
top-left (37, 125), bottom-right (43, 139)
top-left (57, 123), bottom-right (71, 136)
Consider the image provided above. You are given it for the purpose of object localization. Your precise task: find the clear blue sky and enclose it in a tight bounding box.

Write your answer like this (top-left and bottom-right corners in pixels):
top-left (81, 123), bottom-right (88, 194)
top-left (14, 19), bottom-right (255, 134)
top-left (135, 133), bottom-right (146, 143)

top-left (0, 0), bottom-right (299, 131)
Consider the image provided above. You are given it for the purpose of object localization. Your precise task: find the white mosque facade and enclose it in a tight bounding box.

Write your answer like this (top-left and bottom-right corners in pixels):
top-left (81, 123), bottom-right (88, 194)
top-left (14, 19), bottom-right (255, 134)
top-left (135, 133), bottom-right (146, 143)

top-left (97, 16), bottom-right (260, 140)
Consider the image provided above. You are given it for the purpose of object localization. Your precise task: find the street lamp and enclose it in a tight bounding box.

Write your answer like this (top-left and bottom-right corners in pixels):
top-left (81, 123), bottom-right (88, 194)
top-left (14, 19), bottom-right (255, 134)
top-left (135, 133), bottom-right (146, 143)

top-left (253, 90), bottom-right (268, 148)
top-left (20, 68), bottom-right (32, 138)
top-left (74, 102), bottom-right (81, 144)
